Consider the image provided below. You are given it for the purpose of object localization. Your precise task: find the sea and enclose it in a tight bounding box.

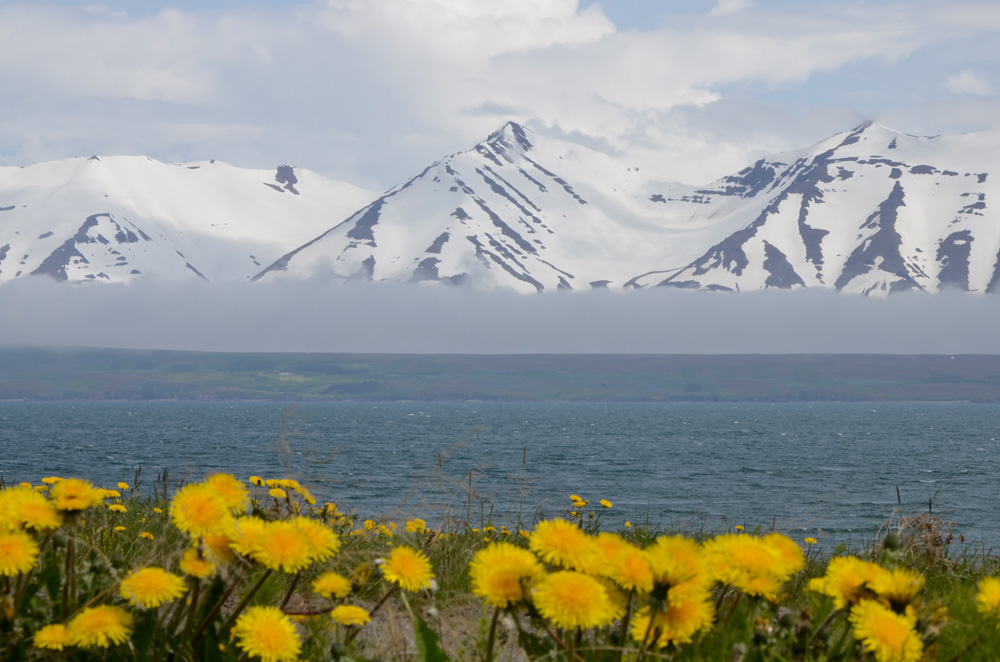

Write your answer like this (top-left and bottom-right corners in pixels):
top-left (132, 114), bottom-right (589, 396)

top-left (2, 400), bottom-right (999, 551)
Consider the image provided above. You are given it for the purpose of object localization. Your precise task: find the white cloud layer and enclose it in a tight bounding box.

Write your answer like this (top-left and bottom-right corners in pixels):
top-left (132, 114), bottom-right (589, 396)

top-left (945, 69), bottom-right (996, 96)
top-left (0, 1), bottom-right (998, 187)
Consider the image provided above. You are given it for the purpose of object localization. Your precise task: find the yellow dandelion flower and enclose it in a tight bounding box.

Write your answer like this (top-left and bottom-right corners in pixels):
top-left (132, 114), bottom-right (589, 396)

top-left (470, 542), bottom-right (545, 607)
top-left (645, 535), bottom-right (708, 595)
top-left (630, 591), bottom-right (715, 648)
top-left (101, 489), bottom-right (121, 499)
top-left (871, 567), bottom-right (926, 611)
top-left (249, 520), bottom-right (315, 573)
top-left (406, 518), bottom-right (427, 533)
top-left (850, 599), bottom-right (922, 662)
top-left (805, 537), bottom-right (818, 545)
top-left (34, 623), bottom-right (71, 650)
top-left (610, 542), bottom-right (654, 594)
top-left (249, 476), bottom-right (264, 486)
top-left (382, 546), bottom-right (434, 591)
top-left (49, 478), bottom-right (104, 512)
top-left (202, 530), bottom-right (237, 565)
top-left (33, 485), bottom-right (47, 493)
top-left (179, 548), bottom-right (217, 578)
top-left (600, 499), bottom-right (613, 508)
top-left (233, 606), bottom-right (301, 662)
top-left (67, 605), bottom-right (133, 648)
top-left (114, 526), bottom-right (127, 532)
top-left (331, 605), bottom-right (371, 627)
top-left (107, 504), bottom-right (127, 513)
top-left (735, 525), bottom-right (745, 532)
top-left (291, 517), bottom-right (339, 562)
top-left (204, 474), bottom-right (251, 513)
top-left (808, 556), bottom-right (883, 610)
top-left (226, 516), bottom-right (267, 558)
top-left (268, 488), bottom-right (287, 500)
top-left (313, 572), bottom-right (353, 599)
top-left (363, 519), bottom-right (376, 531)
top-left (170, 483), bottom-right (233, 538)
top-left (153, 507), bottom-right (163, 514)
top-left (704, 533), bottom-right (803, 601)
top-left (625, 521), bottom-right (632, 528)
top-left (120, 567), bottom-right (187, 608)
top-left (117, 482), bottom-right (130, 490)
top-left (532, 570), bottom-right (616, 630)
top-left (978, 577), bottom-right (1000, 617)
top-left (529, 519), bottom-right (599, 571)
top-left (139, 532), bottom-right (154, 541)
top-left (0, 528), bottom-right (40, 576)
top-left (0, 485), bottom-right (62, 532)
top-left (41, 477), bottom-right (62, 485)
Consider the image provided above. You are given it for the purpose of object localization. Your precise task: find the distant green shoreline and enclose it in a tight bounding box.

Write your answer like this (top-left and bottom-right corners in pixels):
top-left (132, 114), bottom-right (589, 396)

top-left (2, 346), bottom-right (1000, 403)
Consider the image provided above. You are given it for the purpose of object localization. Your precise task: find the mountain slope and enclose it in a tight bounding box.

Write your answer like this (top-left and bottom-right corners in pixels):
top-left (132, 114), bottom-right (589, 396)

top-left (0, 156), bottom-right (375, 283)
top-left (630, 122), bottom-right (1000, 295)
top-left (252, 122), bottom-right (757, 292)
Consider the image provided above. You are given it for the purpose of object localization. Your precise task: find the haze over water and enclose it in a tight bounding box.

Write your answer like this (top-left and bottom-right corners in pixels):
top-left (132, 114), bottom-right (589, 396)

top-left (2, 400), bottom-right (998, 550)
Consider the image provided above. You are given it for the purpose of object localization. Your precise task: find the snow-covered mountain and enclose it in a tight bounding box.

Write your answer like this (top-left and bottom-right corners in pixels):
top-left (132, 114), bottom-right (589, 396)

top-left (4, 121), bottom-right (1000, 296)
top-left (253, 121), bottom-right (752, 292)
top-left (629, 122), bottom-right (1000, 295)
top-left (254, 121), bottom-right (1000, 295)
top-left (0, 156), bottom-right (375, 283)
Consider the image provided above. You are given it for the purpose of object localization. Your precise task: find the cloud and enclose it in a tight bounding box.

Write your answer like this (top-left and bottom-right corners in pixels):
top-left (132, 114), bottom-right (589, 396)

top-left (709, 0), bottom-right (754, 17)
top-left (945, 69), bottom-right (996, 96)
top-left (0, 1), bottom-right (998, 187)
top-left (2, 278), bottom-right (1000, 354)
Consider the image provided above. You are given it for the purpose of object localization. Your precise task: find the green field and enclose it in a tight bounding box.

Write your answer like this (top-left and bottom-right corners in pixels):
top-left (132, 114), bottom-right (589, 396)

top-left (1, 347), bottom-right (999, 401)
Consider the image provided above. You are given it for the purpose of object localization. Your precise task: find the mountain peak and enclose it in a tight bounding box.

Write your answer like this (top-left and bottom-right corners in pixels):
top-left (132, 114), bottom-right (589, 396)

top-left (486, 121), bottom-right (534, 153)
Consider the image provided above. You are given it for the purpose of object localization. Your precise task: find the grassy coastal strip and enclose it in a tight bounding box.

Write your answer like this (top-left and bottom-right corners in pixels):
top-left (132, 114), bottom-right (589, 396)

top-left (2, 471), bottom-right (1000, 661)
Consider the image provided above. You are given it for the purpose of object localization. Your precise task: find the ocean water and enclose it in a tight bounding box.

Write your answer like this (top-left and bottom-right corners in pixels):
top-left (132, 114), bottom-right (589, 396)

top-left (2, 401), bottom-right (999, 549)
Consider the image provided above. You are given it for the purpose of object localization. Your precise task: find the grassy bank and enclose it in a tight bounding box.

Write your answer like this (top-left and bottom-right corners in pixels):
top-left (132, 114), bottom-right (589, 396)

top-left (2, 471), bottom-right (1000, 661)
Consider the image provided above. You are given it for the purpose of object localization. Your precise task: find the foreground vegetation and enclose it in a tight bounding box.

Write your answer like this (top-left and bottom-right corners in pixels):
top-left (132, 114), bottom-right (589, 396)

top-left (3, 471), bottom-right (1000, 661)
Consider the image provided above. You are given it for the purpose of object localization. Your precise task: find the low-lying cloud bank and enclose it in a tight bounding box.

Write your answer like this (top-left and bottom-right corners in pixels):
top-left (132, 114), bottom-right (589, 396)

top-left (2, 279), bottom-right (997, 354)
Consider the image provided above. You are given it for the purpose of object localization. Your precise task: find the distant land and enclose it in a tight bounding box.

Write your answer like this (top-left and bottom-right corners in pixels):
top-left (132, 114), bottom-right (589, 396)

top-left (1, 348), bottom-right (999, 402)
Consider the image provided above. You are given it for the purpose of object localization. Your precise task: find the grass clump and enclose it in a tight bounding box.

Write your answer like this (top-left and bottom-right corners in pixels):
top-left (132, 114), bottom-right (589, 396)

top-left (1, 471), bottom-right (1000, 661)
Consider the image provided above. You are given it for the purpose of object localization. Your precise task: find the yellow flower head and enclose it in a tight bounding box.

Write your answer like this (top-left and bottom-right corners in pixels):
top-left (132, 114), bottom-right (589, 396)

top-left (170, 483), bottom-right (233, 538)
top-left (67, 605), bottom-right (133, 648)
top-left (531, 570), bottom-right (617, 630)
top-left (605, 539), bottom-right (653, 593)
top-left (977, 577), bottom-right (1000, 617)
top-left (600, 499), bottom-right (613, 508)
top-left (204, 474), bottom-right (251, 513)
top-left (49, 478), bottom-right (104, 512)
top-left (849, 599), bottom-right (922, 662)
top-left (630, 592), bottom-right (715, 648)
top-left (0, 485), bottom-right (62, 532)
top-left (249, 476), bottom-right (264, 486)
top-left (644, 535), bottom-right (707, 595)
top-left (382, 546), bottom-right (434, 591)
top-left (120, 567), bottom-right (187, 608)
top-left (470, 542), bottom-right (545, 607)
top-left (529, 519), bottom-right (599, 571)
top-left (330, 605), bottom-right (371, 627)
top-left (406, 518), bottom-right (428, 533)
top-left (101, 490), bottom-right (121, 499)
top-left (117, 482), bottom-right (130, 490)
top-left (233, 606), bottom-right (301, 662)
top-left (139, 532), bottom-right (154, 541)
top-left (293, 516), bottom-right (340, 563)
top-left (313, 572), bottom-right (353, 599)
top-left (808, 556), bottom-right (883, 610)
top-left (249, 520), bottom-right (316, 573)
top-left (704, 533), bottom-right (803, 601)
top-left (41, 477), bottom-right (62, 485)
top-left (0, 528), bottom-right (40, 576)
top-left (805, 537), bottom-right (818, 545)
top-left (268, 488), bottom-right (287, 500)
top-left (34, 624), bottom-right (71, 650)
top-left (107, 504), bottom-right (127, 513)
top-left (871, 567), bottom-right (926, 611)
top-left (114, 526), bottom-right (127, 532)
top-left (180, 548), bottom-right (217, 578)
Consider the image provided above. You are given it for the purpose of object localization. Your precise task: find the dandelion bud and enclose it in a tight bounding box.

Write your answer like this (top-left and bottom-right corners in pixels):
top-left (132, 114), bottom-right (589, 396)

top-left (883, 533), bottom-right (900, 551)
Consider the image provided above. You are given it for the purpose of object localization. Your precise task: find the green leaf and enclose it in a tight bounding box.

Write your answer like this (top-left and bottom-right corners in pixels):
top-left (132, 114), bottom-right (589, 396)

top-left (413, 614), bottom-right (451, 662)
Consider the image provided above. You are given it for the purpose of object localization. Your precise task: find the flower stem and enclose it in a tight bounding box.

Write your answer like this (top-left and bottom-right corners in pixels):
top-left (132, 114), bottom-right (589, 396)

top-left (485, 606), bottom-right (500, 662)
